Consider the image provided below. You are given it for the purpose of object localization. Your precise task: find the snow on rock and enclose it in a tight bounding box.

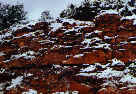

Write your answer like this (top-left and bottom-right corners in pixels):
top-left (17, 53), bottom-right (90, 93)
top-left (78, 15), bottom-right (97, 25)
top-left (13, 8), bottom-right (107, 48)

top-left (61, 18), bottom-right (95, 26)
top-left (22, 89), bottom-right (37, 94)
top-left (128, 62), bottom-right (136, 68)
top-left (0, 68), bottom-right (5, 73)
top-left (53, 91), bottom-right (79, 94)
top-left (53, 65), bottom-right (62, 68)
top-left (6, 76), bottom-right (23, 90)
top-left (121, 15), bottom-right (136, 20)
top-left (130, 41), bottom-right (136, 44)
top-left (96, 9), bottom-right (119, 18)
top-left (50, 22), bottom-right (63, 32)
top-left (0, 83), bottom-right (7, 90)
top-left (120, 74), bottom-right (136, 84)
top-left (104, 36), bottom-right (113, 40)
top-left (0, 52), bottom-right (5, 56)
top-left (11, 51), bottom-right (36, 60)
top-left (82, 36), bottom-right (111, 50)
top-left (80, 65), bottom-right (96, 72)
top-left (97, 68), bottom-right (123, 78)
top-left (11, 24), bottom-right (31, 32)
top-left (111, 58), bottom-right (125, 66)
top-left (82, 37), bottom-right (102, 46)
top-left (24, 73), bottom-right (33, 77)
top-left (76, 72), bottom-right (94, 76)
top-left (73, 54), bottom-right (84, 58)
top-left (121, 15), bottom-right (136, 25)
top-left (10, 20), bottom-right (40, 31)
top-left (94, 30), bottom-right (103, 33)
top-left (61, 18), bottom-right (76, 25)
top-left (0, 32), bottom-right (12, 41)
top-left (92, 43), bottom-right (111, 50)
top-left (77, 68), bottom-right (123, 78)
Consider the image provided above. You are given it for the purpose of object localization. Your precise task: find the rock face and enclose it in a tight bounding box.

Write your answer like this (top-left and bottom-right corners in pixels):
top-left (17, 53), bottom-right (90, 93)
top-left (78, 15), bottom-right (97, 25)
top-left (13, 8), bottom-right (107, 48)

top-left (0, 14), bottom-right (136, 93)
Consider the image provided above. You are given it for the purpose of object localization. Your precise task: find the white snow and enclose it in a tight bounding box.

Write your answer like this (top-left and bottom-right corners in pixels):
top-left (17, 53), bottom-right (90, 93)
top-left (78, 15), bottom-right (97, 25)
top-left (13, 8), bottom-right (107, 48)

top-left (120, 41), bottom-right (128, 45)
top-left (97, 68), bottom-right (123, 78)
top-left (22, 89), bottom-right (37, 94)
top-left (111, 58), bottom-right (125, 66)
top-left (0, 52), bottom-right (5, 56)
top-left (121, 14), bottom-right (136, 25)
top-left (104, 36), bottom-right (112, 40)
top-left (53, 91), bottom-right (79, 94)
top-left (82, 37), bottom-right (102, 46)
top-left (130, 41), bottom-right (136, 44)
top-left (92, 43), bottom-right (111, 50)
top-left (80, 65), bottom-right (96, 72)
top-left (61, 18), bottom-right (76, 25)
top-left (10, 19), bottom-right (39, 31)
top-left (11, 51), bottom-right (36, 60)
top-left (0, 83), bottom-right (7, 90)
top-left (121, 15), bottom-right (136, 20)
top-left (50, 22), bottom-right (62, 32)
top-left (0, 32), bottom-right (12, 40)
top-left (73, 54), bottom-right (84, 58)
top-left (24, 73), bottom-right (33, 77)
top-left (94, 30), bottom-right (103, 33)
top-left (96, 9), bottom-right (119, 18)
top-left (128, 36), bottom-right (136, 39)
top-left (77, 73), bottom-right (94, 76)
top-left (128, 63), bottom-right (136, 68)
top-left (120, 74), bottom-right (136, 84)
top-left (0, 68), bottom-right (5, 73)
top-left (7, 76), bottom-right (23, 90)
top-left (133, 20), bottom-right (136, 25)
top-left (11, 24), bottom-right (31, 31)
top-left (53, 65), bottom-right (62, 68)
top-left (61, 18), bottom-right (94, 26)
top-left (85, 32), bottom-right (93, 38)
top-left (77, 68), bottom-right (123, 78)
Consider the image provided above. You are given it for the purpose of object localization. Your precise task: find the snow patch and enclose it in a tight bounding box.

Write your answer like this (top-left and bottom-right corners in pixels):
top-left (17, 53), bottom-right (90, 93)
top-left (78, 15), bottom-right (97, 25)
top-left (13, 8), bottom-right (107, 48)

top-left (96, 9), bottom-right (118, 18)
top-left (73, 54), bottom-right (84, 58)
top-left (111, 58), bottom-right (125, 66)
top-left (104, 36), bottom-right (112, 40)
top-left (0, 32), bottom-right (12, 41)
top-left (0, 68), bottom-right (5, 73)
top-left (94, 30), bottom-right (103, 33)
top-left (7, 76), bottom-right (23, 90)
top-left (0, 52), bottom-right (5, 56)
top-left (82, 37), bottom-right (102, 47)
top-left (10, 20), bottom-right (39, 31)
top-left (130, 41), bottom-right (136, 44)
top-left (50, 22), bottom-right (62, 32)
top-left (121, 15), bottom-right (136, 25)
top-left (121, 15), bottom-right (136, 20)
top-left (120, 74), bottom-right (136, 84)
top-left (53, 91), bottom-right (79, 94)
top-left (92, 43), bottom-right (111, 50)
top-left (22, 89), bottom-right (37, 94)
top-left (11, 51), bottom-right (36, 60)
top-left (80, 65), bottom-right (96, 72)
top-left (97, 68), bottom-right (123, 78)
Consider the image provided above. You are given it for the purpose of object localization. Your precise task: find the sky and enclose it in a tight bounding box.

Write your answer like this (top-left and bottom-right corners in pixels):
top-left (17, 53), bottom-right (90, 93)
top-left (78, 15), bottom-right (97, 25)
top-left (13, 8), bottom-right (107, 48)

top-left (0, 0), bottom-right (83, 20)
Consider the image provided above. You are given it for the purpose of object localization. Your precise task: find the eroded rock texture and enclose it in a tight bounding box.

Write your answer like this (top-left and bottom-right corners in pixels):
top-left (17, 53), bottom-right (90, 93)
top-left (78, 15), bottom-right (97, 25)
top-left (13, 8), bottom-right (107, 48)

top-left (0, 14), bottom-right (136, 93)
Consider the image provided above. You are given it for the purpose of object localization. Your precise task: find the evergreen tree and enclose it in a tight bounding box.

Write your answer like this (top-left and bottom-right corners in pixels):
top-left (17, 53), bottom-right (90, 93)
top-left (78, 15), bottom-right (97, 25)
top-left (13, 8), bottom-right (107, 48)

top-left (40, 10), bottom-right (52, 21)
top-left (60, 0), bottom-right (135, 21)
top-left (0, 3), bottom-right (26, 30)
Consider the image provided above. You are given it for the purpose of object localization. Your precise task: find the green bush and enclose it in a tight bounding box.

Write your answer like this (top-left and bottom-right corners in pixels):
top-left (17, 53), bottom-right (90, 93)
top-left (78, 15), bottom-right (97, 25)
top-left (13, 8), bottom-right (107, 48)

top-left (60, 0), bottom-right (136, 21)
top-left (0, 3), bottom-right (26, 30)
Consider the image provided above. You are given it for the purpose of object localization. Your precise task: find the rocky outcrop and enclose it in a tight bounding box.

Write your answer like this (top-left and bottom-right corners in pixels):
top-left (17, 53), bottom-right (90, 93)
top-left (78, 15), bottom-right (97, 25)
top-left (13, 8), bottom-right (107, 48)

top-left (0, 14), bottom-right (136, 93)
